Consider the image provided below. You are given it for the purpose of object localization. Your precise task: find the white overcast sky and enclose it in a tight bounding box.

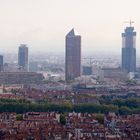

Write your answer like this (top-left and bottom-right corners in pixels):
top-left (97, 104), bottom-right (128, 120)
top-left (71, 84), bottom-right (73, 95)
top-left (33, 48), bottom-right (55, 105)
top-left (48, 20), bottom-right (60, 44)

top-left (0, 0), bottom-right (140, 54)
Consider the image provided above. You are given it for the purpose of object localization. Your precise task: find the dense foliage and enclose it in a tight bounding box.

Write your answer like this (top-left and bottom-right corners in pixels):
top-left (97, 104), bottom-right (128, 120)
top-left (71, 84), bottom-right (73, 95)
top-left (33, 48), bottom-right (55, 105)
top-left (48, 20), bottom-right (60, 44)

top-left (0, 98), bottom-right (140, 115)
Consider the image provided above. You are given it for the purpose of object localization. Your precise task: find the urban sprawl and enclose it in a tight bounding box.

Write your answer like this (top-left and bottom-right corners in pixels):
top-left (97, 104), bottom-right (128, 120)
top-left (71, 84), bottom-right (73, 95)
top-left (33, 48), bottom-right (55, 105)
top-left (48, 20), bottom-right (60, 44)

top-left (0, 23), bottom-right (140, 139)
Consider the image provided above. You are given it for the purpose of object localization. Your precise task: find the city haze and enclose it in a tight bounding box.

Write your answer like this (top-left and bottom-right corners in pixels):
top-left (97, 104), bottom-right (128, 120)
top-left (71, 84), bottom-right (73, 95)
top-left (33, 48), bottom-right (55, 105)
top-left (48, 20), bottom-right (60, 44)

top-left (0, 0), bottom-right (140, 54)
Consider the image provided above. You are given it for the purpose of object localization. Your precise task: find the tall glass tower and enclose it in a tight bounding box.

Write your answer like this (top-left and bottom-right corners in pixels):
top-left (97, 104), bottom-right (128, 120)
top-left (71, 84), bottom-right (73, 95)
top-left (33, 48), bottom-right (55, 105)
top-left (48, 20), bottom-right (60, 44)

top-left (0, 55), bottom-right (4, 71)
top-left (122, 22), bottom-right (136, 72)
top-left (65, 28), bottom-right (81, 81)
top-left (18, 44), bottom-right (29, 72)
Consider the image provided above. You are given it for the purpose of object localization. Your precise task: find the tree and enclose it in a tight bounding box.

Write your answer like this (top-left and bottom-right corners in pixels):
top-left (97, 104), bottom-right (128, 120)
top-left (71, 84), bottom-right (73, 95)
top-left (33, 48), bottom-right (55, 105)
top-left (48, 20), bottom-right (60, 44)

top-left (119, 106), bottom-right (132, 115)
top-left (11, 89), bottom-right (17, 95)
top-left (94, 114), bottom-right (104, 124)
top-left (60, 114), bottom-right (66, 125)
top-left (16, 114), bottom-right (23, 121)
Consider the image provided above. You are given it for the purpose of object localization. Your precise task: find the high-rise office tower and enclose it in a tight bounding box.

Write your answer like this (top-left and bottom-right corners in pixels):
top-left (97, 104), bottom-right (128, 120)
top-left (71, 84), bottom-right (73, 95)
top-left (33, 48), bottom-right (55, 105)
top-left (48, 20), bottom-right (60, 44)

top-left (18, 44), bottom-right (29, 72)
top-left (65, 28), bottom-right (81, 81)
top-left (122, 22), bottom-right (136, 72)
top-left (0, 55), bottom-right (4, 71)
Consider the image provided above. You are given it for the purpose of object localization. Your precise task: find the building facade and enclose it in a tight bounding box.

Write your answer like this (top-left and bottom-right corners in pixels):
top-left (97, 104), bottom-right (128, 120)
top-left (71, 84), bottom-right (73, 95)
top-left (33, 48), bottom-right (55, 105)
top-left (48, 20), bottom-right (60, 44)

top-left (122, 25), bottom-right (136, 72)
top-left (83, 66), bottom-right (92, 75)
top-left (65, 29), bottom-right (81, 81)
top-left (0, 55), bottom-right (4, 71)
top-left (0, 72), bottom-right (44, 84)
top-left (18, 44), bottom-right (29, 72)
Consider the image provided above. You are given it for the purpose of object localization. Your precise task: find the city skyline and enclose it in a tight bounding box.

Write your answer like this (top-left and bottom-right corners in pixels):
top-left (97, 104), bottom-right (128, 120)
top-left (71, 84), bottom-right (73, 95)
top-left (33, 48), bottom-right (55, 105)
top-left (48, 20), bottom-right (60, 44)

top-left (0, 0), bottom-right (140, 54)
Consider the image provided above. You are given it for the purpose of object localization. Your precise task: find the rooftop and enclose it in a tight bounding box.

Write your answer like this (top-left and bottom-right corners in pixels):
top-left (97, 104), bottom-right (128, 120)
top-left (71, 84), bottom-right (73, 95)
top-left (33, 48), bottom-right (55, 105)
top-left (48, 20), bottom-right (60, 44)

top-left (66, 28), bottom-right (80, 37)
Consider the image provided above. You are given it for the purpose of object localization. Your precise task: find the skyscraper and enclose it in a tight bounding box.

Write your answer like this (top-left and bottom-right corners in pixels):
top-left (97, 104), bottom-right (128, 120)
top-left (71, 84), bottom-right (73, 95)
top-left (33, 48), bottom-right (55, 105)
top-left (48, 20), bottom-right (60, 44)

top-left (18, 44), bottom-right (29, 72)
top-left (0, 55), bottom-right (4, 72)
top-left (65, 28), bottom-right (81, 81)
top-left (122, 22), bottom-right (136, 72)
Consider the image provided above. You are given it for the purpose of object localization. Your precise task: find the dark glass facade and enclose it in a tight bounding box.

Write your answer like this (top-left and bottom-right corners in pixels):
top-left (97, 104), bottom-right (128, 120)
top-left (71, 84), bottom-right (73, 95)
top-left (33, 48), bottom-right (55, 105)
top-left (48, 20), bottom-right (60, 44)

top-left (65, 29), bottom-right (81, 81)
top-left (18, 44), bottom-right (29, 72)
top-left (122, 27), bottom-right (136, 72)
top-left (0, 55), bottom-right (4, 71)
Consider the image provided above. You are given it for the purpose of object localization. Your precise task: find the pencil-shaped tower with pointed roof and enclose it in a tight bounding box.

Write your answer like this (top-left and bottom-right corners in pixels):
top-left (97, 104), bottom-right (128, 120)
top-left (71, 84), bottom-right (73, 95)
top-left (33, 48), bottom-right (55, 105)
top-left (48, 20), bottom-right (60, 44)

top-left (65, 28), bottom-right (81, 81)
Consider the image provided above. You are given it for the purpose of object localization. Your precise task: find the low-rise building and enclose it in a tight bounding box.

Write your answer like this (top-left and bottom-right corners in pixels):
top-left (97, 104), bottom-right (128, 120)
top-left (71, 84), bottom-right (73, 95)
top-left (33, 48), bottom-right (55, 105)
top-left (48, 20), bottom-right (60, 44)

top-left (0, 72), bottom-right (44, 84)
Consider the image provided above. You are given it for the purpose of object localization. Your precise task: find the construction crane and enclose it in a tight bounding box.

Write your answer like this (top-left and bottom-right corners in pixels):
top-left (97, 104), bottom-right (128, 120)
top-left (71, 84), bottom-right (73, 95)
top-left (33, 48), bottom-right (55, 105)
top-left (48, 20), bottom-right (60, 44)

top-left (83, 57), bottom-right (94, 66)
top-left (124, 20), bottom-right (134, 27)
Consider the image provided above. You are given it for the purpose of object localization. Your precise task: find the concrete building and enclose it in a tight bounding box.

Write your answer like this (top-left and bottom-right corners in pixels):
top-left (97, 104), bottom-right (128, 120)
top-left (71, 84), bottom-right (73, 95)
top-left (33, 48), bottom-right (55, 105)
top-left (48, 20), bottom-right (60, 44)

top-left (101, 67), bottom-right (127, 80)
top-left (122, 22), bottom-right (136, 72)
top-left (0, 55), bottom-right (4, 71)
top-left (0, 72), bottom-right (44, 84)
top-left (65, 28), bottom-right (81, 81)
top-left (18, 44), bottom-right (29, 72)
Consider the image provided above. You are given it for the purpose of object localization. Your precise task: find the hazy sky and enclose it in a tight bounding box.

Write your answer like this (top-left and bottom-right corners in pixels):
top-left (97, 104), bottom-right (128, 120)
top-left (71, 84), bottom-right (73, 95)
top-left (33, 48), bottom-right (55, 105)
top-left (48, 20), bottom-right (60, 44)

top-left (0, 0), bottom-right (140, 54)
